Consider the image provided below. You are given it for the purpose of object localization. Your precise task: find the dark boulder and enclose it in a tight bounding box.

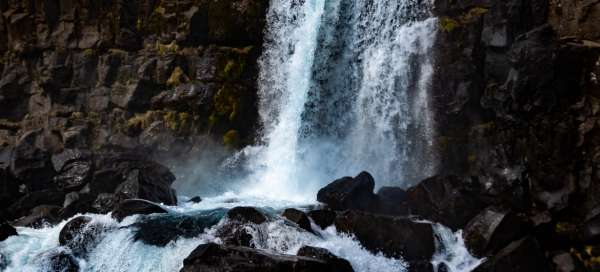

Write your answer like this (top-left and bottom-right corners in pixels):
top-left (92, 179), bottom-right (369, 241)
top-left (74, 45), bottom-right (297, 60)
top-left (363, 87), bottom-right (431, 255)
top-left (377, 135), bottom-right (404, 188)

top-left (59, 215), bottom-right (107, 257)
top-left (317, 171), bottom-right (378, 211)
top-left (463, 206), bottom-right (531, 257)
top-left (188, 196), bottom-right (202, 203)
top-left (12, 205), bottom-right (61, 227)
top-left (0, 168), bottom-right (20, 214)
top-left (334, 210), bottom-right (435, 261)
top-left (131, 209), bottom-right (224, 247)
top-left (111, 199), bottom-right (168, 221)
top-left (181, 243), bottom-right (333, 272)
top-left (7, 189), bottom-right (65, 220)
top-left (377, 186), bottom-right (408, 203)
top-left (409, 261), bottom-right (434, 272)
top-left (47, 251), bottom-right (79, 272)
top-left (227, 207), bottom-right (267, 224)
top-left (52, 149), bottom-right (93, 191)
top-left (0, 219), bottom-right (17, 241)
top-left (473, 236), bottom-right (551, 272)
top-left (296, 246), bottom-right (354, 272)
top-left (282, 208), bottom-right (312, 232)
top-left (406, 175), bottom-right (487, 230)
top-left (308, 209), bottom-right (336, 229)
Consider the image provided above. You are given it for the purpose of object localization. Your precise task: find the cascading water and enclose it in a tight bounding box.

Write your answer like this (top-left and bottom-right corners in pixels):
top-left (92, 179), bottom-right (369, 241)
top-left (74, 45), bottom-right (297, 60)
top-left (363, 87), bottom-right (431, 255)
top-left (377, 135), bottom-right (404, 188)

top-left (0, 1), bottom-right (482, 272)
top-left (241, 0), bottom-right (439, 201)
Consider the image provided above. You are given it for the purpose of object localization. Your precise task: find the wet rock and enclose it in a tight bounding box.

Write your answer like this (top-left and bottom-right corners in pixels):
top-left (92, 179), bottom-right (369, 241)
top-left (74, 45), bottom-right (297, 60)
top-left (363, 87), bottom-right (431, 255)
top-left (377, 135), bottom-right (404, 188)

top-left (377, 186), bottom-right (407, 203)
top-left (7, 190), bottom-right (65, 220)
top-left (59, 215), bottom-right (106, 257)
top-left (92, 193), bottom-right (118, 214)
top-left (132, 210), bottom-right (224, 247)
top-left (409, 261), bottom-right (434, 272)
top-left (473, 236), bottom-right (551, 272)
top-left (334, 210), bottom-right (434, 261)
top-left (47, 251), bottom-right (79, 272)
top-left (317, 171), bottom-right (378, 211)
top-left (296, 246), bottom-right (354, 272)
top-left (111, 199), bottom-right (168, 221)
top-left (181, 243), bottom-right (333, 272)
top-left (188, 196), bottom-right (202, 203)
top-left (282, 208), bottom-right (312, 232)
top-left (406, 175), bottom-right (486, 230)
top-left (227, 207), bottom-right (267, 224)
top-left (0, 219), bottom-right (17, 241)
top-left (12, 205), bottom-right (61, 227)
top-left (52, 149), bottom-right (93, 191)
top-left (463, 206), bottom-right (531, 257)
top-left (308, 209), bottom-right (336, 229)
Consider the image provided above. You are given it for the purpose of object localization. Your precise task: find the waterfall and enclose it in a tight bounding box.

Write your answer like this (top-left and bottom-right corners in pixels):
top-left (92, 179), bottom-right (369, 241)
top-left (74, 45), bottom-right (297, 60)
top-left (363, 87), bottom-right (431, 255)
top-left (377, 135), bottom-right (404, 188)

top-left (243, 0), bottom-right (439, 200)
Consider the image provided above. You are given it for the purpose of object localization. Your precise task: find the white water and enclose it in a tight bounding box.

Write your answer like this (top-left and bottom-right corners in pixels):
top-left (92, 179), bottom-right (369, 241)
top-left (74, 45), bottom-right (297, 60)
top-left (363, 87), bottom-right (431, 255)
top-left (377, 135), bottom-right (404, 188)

top-left (0, 1), bottom-right (482, 271)
top-left (1, 196), bottom-right (479, 272)
top-left (237, 0), bottom-right (439, 202)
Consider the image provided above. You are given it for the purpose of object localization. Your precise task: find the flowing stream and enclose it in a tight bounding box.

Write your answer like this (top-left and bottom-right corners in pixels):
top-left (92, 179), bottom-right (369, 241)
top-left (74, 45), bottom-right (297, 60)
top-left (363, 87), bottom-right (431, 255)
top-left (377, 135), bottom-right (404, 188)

top-left (0, 0), bottom-right (483, 271)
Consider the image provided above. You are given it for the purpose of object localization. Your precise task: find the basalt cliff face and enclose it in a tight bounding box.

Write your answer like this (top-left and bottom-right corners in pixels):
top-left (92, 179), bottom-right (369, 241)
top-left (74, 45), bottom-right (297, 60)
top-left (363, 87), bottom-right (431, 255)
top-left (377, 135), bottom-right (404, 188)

top-left (0, 0), bottom-right (267, 224)
top-left (431, 0), bottom-right (600, 270)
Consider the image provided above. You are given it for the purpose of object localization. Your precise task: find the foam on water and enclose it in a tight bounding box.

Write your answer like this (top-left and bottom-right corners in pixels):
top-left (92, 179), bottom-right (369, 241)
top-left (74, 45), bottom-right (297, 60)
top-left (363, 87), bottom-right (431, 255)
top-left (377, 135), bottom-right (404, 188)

top-left (1, 196), bottom-right (481, 272)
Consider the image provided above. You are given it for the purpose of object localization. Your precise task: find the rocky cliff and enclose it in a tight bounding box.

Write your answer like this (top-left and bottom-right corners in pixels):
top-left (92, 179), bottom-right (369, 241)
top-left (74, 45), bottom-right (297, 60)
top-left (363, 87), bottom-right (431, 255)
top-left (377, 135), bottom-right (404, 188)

top-left (0, 0), bottom-right (267, 225)
top-left (431, 0), bottom-right (600, 270)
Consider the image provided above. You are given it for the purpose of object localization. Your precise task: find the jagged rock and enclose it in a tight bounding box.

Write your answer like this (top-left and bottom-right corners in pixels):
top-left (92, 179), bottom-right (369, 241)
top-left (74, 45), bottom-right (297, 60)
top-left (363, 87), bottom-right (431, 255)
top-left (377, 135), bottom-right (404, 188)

top-left (0, 219), bottom-right (17, 241)
top-left (410, 261), bottom-right (434, 272)
top-left (111, 199), bottom-right (168, 221)
top-left (282, 208), bottom-right (312, 232)
top-left (227, 207), bottom-right (266, 224)
top-left (317, 171), bottom-right (378, 211)
top-left (406, 175), bottom-right (486, 230)
top-left (181, 243), bottom-right (333, 272)
top-left (473, 236), bottom-right (551, 272)
top-left (463, 206), bottom-right (531, 257)
top-left (334, 210), bottom-right (434, 261)
top-left (308, 209), bottom-right (336, 229)
top-left (296, 246), bottom-right (354, 272)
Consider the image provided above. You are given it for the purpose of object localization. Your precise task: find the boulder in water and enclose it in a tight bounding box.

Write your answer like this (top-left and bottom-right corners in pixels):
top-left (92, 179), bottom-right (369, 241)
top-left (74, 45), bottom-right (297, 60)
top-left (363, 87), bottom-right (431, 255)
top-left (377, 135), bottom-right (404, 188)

top-left (47, 251), bottom-right (79, 272)
top-left (181, 243), bottom-right (334, 272)
top-left (463, 206), bottom-right (531, 256)
top-left (317, 171), bottom-right (378, 211)
top-left (0, 219), bottom-right (17, 241)
top-left (296, 246), bottom-right (354, 272)
top-left (188, 196), bottom-right (202, 203)
top-left (111, 199), bottom-right (168, 221)
top-left (132, 211), bottom-right (223, 247)
top-left (377, 186), bottom-right (408, 203)
top-left (334, 210), bottom-right (435, 262)
top-left (59, 215), bottom-right (107, 257)
top-left (227, 206), bottom-right (266, 224)
top-left (406, 175), bottom-right (487, 230)
top-left (282, 208), bottom-right (312, 232)
top-left (473, 236), bottom-right (551, 272)
top-left (308, 209), bottom-right (336, 229)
